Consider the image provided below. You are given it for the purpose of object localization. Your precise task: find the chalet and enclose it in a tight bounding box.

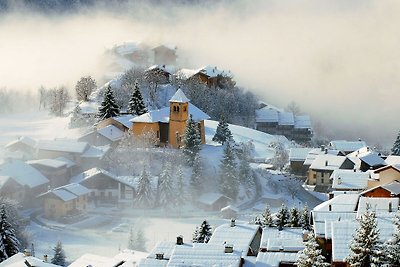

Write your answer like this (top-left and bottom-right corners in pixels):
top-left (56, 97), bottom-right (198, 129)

top-left (37, 183), bottom-right (90, 220)
top-left (130, 89), bottom-right (210, 148)
top-left (197, 192), bottom-right (232, 211)
top-left (35, 139), bottom-right (89, 163)
top-left (303, 147), bottom-right (343, 170)
top-left (208, 220), bottom-right (262, 256)
top-left (358, 151), bottom-right (386, 172)
top-left (78, 126), bottom-right (124, 147)
top-left (289, 147), bottom-right (313, 175)
top-left (145, 64), bottom-right (174, 84)
top-left (330, 169), bottom-right (369, 193)
top-left (4, 136), bottom-right (36, 156)
top-left (27, 158), bottom-right (69, 187)
top-left (174, 65), bottom-right (234, 88)
top-left (0, 160), bottom-right (49, 206)
top-left (328, 140), bottom-right (367, 155)
top-left (152, 44), bottom-right (177, 65)
top-left (369, 164), bottom-right (400, 188)
top-left (361, 180), bottom-right (400, 198)
top-left (255, 107), bottom-right (312, 144)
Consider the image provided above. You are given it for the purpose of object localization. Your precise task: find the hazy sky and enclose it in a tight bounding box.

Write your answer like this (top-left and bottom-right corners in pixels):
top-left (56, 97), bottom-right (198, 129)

top-left (0, 0), bottom-right (398, 146)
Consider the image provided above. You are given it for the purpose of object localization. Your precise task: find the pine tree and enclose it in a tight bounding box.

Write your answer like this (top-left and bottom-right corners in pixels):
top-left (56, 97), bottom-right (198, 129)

top-left (276, 204), bottom-right (289, 230)
top-left (134, 229), bottom-right (146, 252)
top-left (158, 162), bottom-right (174, 208)
top-left (212, 115), bottom-right (232, 144)
top-left (51, 241), bottom-right (66, 266)
top-left (183, 114), bottom-right (202, 167)
top-left (261, 205), bottom-right (273, 227)
top-left (300, 205), bottom-right (311, 231)
top-left (238, 142), bottom-right (254, 186)
top-left (219, 138), bottom-right (239, 200)
top-left (128, 82), bottom-right (147, 116)
top-left (346, 204), bottom-right (380, 267)
top-left (175, 165), bottom-right (186, 207)
top-left (97, 85), bottom-right (120, 120)
top-left (0, 205), bottom-right (20, 262)
top-left (136, 167), bottom-right (153, 208)
top-left (296, 232), bottom-right (330, 267)
top-left (192, 220), bottom-right (212, 243)
top-left (391, 131), bottom-right (400, 156)
top-left (190, 154), bottom-right (203, 196)
top-left (386, 209), bottom-right (400, 266)
top-left (289, 207), bottom-right (300, 227)
top-left (127, 228), bottom-right (135, 250)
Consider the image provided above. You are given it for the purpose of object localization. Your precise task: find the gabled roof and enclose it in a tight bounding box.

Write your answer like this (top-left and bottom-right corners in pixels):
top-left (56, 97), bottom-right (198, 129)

top-left (384, 155), bottom-right (400, 165)
top-left (208, 223), bottom-right (261, 254)
top-left (199, 65), bottom-right (224, 78)
top-left (113, 41), bottom-right (141, 56)
top-left (174, 68), bottom-right (199, 80)
top-left (113, 114), bottom-right (135, 129)
top-left (0, 160), bottom-right (49, 189)
top-left (5, 136), bottom-right (37, 149)
top-left (309, 154), bottom-right (346, 171)
top-left (294, 115), bottom-right (312, 129)
top-left (36, 140), bottom-right (89, 154)
top-left (70, 167), bottom-right (117, 184)
top-left (362, 180), bottom-right (400, 196)
top-left (255, 108), bottom-right (279, 123)
top-left (329, 140), bottom-right (367, 153)
top-left (147, 64), bottom-right (175, 74)
top-left (331, 170), bottom-right (369, 190)
top-left (278, 112), bottom-right (294, 126)
top-left (152, 44), bottom-right (177, 51)
top-left (289, 148), bottom-right (313, 161)
top-left (313, 194), bottom-right (360, 212)
top-left (0, 253), bottom-right (59, 267)
top-left (97, 125), bottom-right (125, 142)
top-left (80, 145), bottom-right (110, 159)
top-left (38, 183), bottom-right (91, 202)
top-left (255, 251), bottom-right (300, 267)
top-left (27, 158), bottom-right (67, 169)
top-left (131, 103), bottom-right (210, 123)
top-left (303, 148), bottom-right (341, 166)
top-left (357, 197), bottom-right (399, 216)
top-left (197, 193), bottom-right (232, 206)
top-left (260, 228), bottom-right (304, 252)
top-left (359, 152), bottom-right (386, 167)
top-left (54, 157), bottom-right (76, 168)
top-left (169, 88), bottom-right (190, 103)
top-left (373, 164), bottom-right (400, 174)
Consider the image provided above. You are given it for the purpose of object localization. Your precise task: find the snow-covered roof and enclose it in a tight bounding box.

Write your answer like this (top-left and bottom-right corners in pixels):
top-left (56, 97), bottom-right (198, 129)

top-left (197, 192), bottom-right (232, 206)
top-left (313, 194), bottom-right (360, 212)
top-left (167, 243), bottom-right (242, 267)
top-left (260, 228), bottom-right (304, 252)
top-left (68, 253), bottom-right (124, 267)
top-left (384, 155), bottom-right (400, 165)
top-left (312, 211), bottom-right (357, 238)
top-left (138, 258), bottom-right (168, 266)
top-left (208, 223), bottom-right (261, 254)
top-left (255, 251), bottom-right (299, 267)
top-left (78, 100), bottom-right (100, 114)
top-left (36, 139), bottom-right (89, 154)
top-left (331, 170), bottom-right (369, 190)
top-left (27, 158), bottom-right (67, 169)
top-left (54, 157), bottom-right (76, 168)
top-left (255, 107), bottom-right (279, 123)
top-left (278, 112), bottom-right (294, 126)
top-left (373, 164), bottom-right (400, 174)
top-left (357, 197), bottom-right (399, 216)
top-left (38, 183), bottom-right (91, 202)
top-left (148, 241), bottom-right (179, 260)
top-left (294, 115), bottom-right (312, 129)
top-left (5, 136), bottom-right (37, 149)
top-left (169, 88), bottom-right (190, 103)
top-left (113, 115), bottom-right (135, 129)
top-left (131, 103), bottom-right (210, 123)
top-left (0, 160), bottom-right (49, 189)
top-left (97, 125), bottom-right (125, 142)
top-left (199, 65), bottom-right (224, 78)
top-left (359, 152), bottom-right (386, 167)
top-left (221, 205), bottom-right (239, 212)
top-left (303, 148), bottom-right (341, 166)
top-left (147, 64), bottom-right (175, 74)
top-left (309, 154), bottom-right (346, 171)
top-left (329, 140), bottom-right (367, 153)
top-left (0, 253), bottom-right (59, 267)
top-left (114, 249), bottom-right (148, 265)
top-left (289, 148), bottom-right (313, 161)
top-left (80, 145), bottom-right (110, 159)
top-left (70, 167), bottom-right (117, 184)
top-left (174, 68), bottom-right (199, 80)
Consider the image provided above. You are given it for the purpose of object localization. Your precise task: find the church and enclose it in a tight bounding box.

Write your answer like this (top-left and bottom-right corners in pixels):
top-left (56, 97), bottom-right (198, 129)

top-left (130, 89), bottom-right (210, 148)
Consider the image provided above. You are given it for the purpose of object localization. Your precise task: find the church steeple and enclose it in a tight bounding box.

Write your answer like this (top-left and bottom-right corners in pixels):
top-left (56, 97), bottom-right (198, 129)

top-left (169, 89), bottom-right (190, 148)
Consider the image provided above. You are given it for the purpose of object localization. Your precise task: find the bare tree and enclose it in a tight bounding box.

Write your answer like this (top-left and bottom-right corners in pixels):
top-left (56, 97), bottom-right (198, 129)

top-left (75, 76), bottom-right (97, 102)
top-left (285, 101), bottom-right (301, 116)
top-left (48, 86), bottom-right (70, 116)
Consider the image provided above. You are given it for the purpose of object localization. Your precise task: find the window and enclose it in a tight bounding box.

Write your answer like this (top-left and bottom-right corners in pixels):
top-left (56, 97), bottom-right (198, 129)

top-left (183, 106), bottom-right (187, 112)
top-left (321, 178), bottom-right (324, 184)
top-left (173, 106), bottom-right (177, 112)
top-left (177, 106), bottom-right (180, 112)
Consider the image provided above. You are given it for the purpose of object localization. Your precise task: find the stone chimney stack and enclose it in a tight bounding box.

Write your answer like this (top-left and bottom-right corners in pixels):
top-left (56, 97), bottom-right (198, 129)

top-left (230, 219), bottom-right (236, 227)
top-left (176, 235), bottom-right (183, 245)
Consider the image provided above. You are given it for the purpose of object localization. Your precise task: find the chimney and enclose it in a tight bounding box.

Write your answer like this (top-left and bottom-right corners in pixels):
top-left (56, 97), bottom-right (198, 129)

top-left (224, 244), bottom-right (234, 253)
top-left (325, 160), bottom-right (328, 166)
top-left (156, 253), bottom-right (164, 260)
top-left (328, 204), bottom-right (332, 212)
top-left (230, 218), bottom-right (236, 227)
top-left (389, 202), bottom-right (392, 212)
top-left (176, 235), bottom-right (183, 245)
top-left (325, 148), bottom-right (328, 154)
top-left (321, 145), bottom-right (325, 152)
top-left (337, 177), bottom-right (342, 184)
top-left (353, 168), bottom-right (356, 172)
top-left (43, 255), bottom-right (48, 263)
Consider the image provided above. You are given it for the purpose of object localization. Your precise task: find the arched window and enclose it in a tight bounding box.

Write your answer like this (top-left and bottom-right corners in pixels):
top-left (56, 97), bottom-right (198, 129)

top-left (173, 106), bottom-right (177, 112)
top-left (177, 106), bottom-right (180, 112)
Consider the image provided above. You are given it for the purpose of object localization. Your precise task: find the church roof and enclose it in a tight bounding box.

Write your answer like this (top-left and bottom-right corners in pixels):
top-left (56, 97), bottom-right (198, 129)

top-left (169, 89), bottom-right (190, 103)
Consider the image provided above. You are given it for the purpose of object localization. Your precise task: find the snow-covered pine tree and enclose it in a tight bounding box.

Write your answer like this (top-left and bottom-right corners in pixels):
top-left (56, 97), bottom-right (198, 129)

top-left (261, 205), bottom-right (273, 227)
top-left (127, 228), bottom-right (135, 250)
top-left (0, 204), bottom-right (20, 262)
top-left (51, 241), bottom-right (66, 266)
top-left (97, 85), bottom-right (120, 120)
top-left (219, 138), bottom-right (239, 200)
top-left (212, 115), bottom-right (232, 144)
top-left (128, 82), bottom-right (147, 116)
top-left (134, 229), bottom-right (146, 252)
top-left (183, 114), bottom-right (202, 167)
top-left (276, 203), bottom-right (289, 230)
top-left (193, 220), bottom-right (212, 243)
top-left (296, 232), bottom-right (330, 267)
top-left (300, 205), bottom-right (312, 231)
top-left (136, 166), bottom-right (153, 208)
top-left (346, 204), bottom-right (380, 267)
top-left (190, 154), bottom-right (203, 197)
top-left (289, 207), bottom-right (300, 227)
top-left (391, 131), bottom-right (400, 156)
top-left (192, 226), bottom-right (199, 243)
top-left (158, 162), bottom-right (174, 208)
top-left (238, 142), bottom-right (254, 186)
top-left (386, 209), bottom-right (400, 266)
top-left (174, 165), bottom-right (186, 207)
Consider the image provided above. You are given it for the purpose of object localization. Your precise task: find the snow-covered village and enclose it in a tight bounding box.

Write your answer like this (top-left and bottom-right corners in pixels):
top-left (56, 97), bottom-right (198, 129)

top-left (0, 1), bottom-right (400, 267)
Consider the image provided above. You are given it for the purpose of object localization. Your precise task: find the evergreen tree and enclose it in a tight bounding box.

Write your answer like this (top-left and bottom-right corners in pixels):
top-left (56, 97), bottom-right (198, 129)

top-left (300, 205), bottom-right (312, 231)
top-left (190, 154), bottom-right (203, 196)
top-left (51, 241), bottom-right (66, 266)
top-left (219, 138), bottom-right (239, 200)
top-left (128, 82), bottom-right (147, 116)
top-left (175, 165), bottom-right (186, 207)
top-left (276, 204), bottom-right (289, 230)
top-left (134, 229), bottom-right (146, 252)
top-left (296, 232), bottom-right (330, 267)
top-left (183, 114), bottom-right (202, 167)
top-left (391, 131), bottom-right (400, 156)
top-left (97, 85), bottom-right (120, 120)
top-left (212, 115), bottom-right (232, 144)
top-left (386, 209), bottom-right (400, 266)
top-left (136, 167), bottom-right (153, 208)
top-left (346, 204), bottom-right (380, 267)
top-left (289, 207), bottom-right (300, 227)
top-left (0, 205), bottom-right (20, 262)
top-left (158, 162), bottom-right (174, 208)
top-left (238, 142), bottom-right (254, 186)
top-left (261, 205), bottom-right (273, 227)
top-left (192, 220), bottom-right (212, 243)
top-left (127, 228), bottom-right (135, 250)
